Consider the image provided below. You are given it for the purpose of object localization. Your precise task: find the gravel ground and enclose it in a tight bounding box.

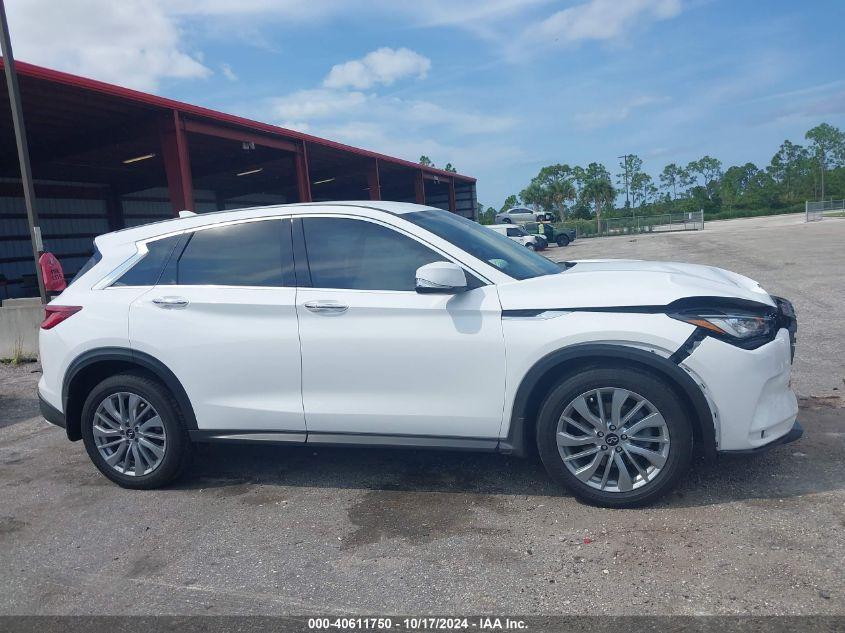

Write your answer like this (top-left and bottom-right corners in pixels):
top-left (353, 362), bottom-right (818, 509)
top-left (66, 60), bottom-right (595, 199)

top-left (1, 213), bottom-right (843, 616)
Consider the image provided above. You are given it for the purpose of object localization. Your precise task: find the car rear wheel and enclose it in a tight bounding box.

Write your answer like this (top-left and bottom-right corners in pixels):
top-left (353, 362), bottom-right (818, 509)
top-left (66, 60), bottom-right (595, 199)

top-left (536, 366), bottom-right (692, 507)
top-left (526, 243), bottom-right (535, 250)
top-left (81, 373), bottom-right (192, 489)
top-left (501, 218), bottom-right (512, 223)
top-left (556, 235), bottom-right (570, 247)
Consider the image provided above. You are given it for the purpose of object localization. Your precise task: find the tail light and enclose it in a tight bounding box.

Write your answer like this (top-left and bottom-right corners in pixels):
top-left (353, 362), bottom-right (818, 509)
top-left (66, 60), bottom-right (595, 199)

top-left (41, 305), bottom-right (82, 330)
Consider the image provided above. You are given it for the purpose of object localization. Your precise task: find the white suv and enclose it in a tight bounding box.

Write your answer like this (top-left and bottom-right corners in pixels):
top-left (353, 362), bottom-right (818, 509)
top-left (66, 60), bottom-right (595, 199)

top-left (38, 202), bottom-right (801, 507)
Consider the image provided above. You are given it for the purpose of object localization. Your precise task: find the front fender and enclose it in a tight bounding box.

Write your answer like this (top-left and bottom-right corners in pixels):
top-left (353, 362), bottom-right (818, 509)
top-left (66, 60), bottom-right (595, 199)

top-left (499, 312), bottom-right (716, 459)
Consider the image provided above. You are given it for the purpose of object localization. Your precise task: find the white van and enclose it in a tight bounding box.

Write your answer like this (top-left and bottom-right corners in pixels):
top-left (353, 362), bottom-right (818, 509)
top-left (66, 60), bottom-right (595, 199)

top-left (487, 223), bottom-right (539, 250)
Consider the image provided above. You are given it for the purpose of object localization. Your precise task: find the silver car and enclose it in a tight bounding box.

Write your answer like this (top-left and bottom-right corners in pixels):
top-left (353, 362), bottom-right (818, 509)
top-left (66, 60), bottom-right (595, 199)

top-left (494, 207), bottom-right (536, 224)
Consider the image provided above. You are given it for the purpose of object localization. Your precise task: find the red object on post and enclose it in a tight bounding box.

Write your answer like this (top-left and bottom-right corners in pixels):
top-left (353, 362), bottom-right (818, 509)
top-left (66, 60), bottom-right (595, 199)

top-left (39, 252), bottom-right (66, 293)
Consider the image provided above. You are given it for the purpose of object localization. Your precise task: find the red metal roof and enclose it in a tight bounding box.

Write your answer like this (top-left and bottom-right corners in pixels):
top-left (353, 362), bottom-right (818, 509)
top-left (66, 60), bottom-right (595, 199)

top-left (0, 59), bottom-right (475, 183)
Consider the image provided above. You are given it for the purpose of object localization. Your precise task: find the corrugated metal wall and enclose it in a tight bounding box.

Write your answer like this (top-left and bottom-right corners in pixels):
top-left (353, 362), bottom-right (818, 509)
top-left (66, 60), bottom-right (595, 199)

top-left (0, 194), bottom-right (107, 298)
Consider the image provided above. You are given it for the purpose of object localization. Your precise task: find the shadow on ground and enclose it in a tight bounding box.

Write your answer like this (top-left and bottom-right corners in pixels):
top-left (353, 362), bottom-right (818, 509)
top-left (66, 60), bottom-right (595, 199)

top-left (177, 404), bottom-right (844, 509)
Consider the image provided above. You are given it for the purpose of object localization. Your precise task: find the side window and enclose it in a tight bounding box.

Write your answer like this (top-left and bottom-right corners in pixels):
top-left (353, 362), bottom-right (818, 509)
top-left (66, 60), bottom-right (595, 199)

top-left (113, 235), bottom-right (180, 286)
top-left (302, 217), bottom-right (446, 291)
top-left (175, 219), bottom-right (294, 287)
top-left (506, 228), bottom-right (521, 237)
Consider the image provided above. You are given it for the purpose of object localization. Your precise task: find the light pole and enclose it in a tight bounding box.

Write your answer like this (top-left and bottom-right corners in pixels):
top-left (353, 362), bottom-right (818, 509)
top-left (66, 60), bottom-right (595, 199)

top-left (0, 0), bottom-right (47, 303)
top-left (618, 154), bottom-right (631, 210)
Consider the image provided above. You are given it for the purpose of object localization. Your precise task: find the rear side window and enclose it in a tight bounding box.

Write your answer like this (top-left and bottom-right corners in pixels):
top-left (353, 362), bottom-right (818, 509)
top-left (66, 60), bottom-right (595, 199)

top-left (113, 236), bottom-right (180, 287)
top-left (69, 247), bottom-right (102, 286)
top-left (175, 220), bottom-right (293, 287)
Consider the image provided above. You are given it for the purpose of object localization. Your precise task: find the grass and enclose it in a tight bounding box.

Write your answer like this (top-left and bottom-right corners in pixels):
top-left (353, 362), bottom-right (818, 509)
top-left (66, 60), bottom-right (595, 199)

top-left (1, 335), bottom-right (37, 366)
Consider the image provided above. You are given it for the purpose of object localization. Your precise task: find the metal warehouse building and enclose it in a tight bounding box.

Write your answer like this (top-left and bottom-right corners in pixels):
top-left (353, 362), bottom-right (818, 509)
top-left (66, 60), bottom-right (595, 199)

top-left (0, 61), bottom-right (477, 298)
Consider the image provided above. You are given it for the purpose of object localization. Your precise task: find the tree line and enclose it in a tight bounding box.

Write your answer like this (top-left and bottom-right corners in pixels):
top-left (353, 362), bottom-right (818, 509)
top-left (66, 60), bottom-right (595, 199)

top-left (477, 122), bottom-right (845, 225)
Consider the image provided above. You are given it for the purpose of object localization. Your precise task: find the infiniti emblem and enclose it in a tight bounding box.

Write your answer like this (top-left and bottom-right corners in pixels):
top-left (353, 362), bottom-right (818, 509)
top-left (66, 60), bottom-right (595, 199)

top-left (605, 434), bottom-right (619, 446)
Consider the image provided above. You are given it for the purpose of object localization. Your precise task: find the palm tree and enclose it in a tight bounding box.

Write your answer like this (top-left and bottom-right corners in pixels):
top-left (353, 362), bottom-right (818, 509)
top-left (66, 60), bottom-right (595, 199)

top-left (581, 163), bottom-right (616, 233)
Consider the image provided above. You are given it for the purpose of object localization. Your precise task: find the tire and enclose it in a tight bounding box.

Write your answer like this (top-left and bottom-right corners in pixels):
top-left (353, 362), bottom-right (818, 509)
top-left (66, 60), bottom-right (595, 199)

top-left (81, 372), bottom-right (193, 489)
top-left (526, 243), bottom-right (535, 251)
top-left (501, 218), bottom-right (512, 223)
top-left (556, 235), bottom-right (570, 247)
top-left (536, 366), bottom-right (692, 508)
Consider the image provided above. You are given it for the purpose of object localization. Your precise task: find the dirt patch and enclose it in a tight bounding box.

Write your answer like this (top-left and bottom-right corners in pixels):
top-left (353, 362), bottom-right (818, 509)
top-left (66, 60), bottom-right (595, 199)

top-left (799, 395), bottom-right (844, 409)
top-left (0, 516), bottom-right (26, 535)
top-left (126, 553), bottom-right (169, 578)
top-left (343, 488), bottom-right (509, 549)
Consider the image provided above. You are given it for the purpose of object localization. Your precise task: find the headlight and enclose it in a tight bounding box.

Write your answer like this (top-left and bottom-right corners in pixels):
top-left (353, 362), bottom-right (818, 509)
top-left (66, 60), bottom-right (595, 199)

top-left (669, 307), bottom-right (777, 348)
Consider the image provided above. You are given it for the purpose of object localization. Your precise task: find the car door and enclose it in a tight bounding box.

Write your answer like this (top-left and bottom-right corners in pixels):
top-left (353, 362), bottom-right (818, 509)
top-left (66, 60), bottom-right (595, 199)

top-left (294, 214), bottom-right (506, 441)
top-left (129, 218), bottom-right (305, 437)
top-left (506, 226), bottom-right (527, 245)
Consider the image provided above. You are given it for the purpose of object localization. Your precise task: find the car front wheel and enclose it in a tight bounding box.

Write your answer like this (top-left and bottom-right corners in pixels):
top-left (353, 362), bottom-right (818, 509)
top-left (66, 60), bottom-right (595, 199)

top-left (81, 373), bottom-right (192, 489)
top-left (536, 366), bottom-right (692, 507)
top-left (556, 235), bottom-right (570, 247)
top-left (526, 243), bottom-right (535, 250)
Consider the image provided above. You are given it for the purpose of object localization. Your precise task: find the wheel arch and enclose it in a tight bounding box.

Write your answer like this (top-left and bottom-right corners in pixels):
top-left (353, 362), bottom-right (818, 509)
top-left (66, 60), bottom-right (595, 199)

top-left (62, 347), bottom-right (197, 441)
top-left (500, 344), bottom-right (716, 460)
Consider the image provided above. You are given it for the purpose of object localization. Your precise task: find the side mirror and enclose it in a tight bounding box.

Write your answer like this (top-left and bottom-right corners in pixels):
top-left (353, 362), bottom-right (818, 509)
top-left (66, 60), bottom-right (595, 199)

top-left (415, 262), bottom-right (468, 294)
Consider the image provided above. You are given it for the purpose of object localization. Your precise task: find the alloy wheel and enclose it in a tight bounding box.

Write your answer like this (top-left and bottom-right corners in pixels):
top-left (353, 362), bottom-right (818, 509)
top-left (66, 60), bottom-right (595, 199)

top-left (556, 387), bottom-right (670, 493)
top-left (92, 392), bottom-right (167, 476)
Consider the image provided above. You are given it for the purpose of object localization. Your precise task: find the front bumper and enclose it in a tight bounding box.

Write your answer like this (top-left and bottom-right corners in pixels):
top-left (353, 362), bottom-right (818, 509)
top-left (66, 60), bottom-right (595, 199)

top-left (720, 420), bottom-right (803, 454)
top-left (681, 327), bottom-right (799, 452)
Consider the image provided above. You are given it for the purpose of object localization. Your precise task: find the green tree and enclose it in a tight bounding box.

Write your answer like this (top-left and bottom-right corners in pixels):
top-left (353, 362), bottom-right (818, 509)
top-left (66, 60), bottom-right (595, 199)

top-left (616, 155), bottom-right (643, 208)
top-left (520, 164), bottom-right (577, 220)
top-left (419, 155), bottom-right (434, 167)
top-left (805, 123), bottom-right (845, 199)
top-left (686, 156), bottom-right (722, 200)
top-left (499, 194), bottom-right (519, 213)
top-left (580, 162), bottom-right (615, 231)
top-left (630, 172), bottom-right (655, 209)
top-left (768, 140), bottom-right (810, 204)
top-left (444, 163), bottom-right (457, 173)
top-left (659, 163), bottom-right (686, 199)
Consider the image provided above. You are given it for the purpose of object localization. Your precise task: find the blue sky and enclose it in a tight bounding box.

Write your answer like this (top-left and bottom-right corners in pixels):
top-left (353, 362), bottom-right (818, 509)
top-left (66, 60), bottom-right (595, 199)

top-left (6, 0), bottom-right (845, 207)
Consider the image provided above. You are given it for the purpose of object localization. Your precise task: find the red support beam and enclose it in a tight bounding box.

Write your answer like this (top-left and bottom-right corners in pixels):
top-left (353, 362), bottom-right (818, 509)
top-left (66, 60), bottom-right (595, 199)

top-left (448, 177), bottom-right (457, 213)
top-left (414, 170), bottom-right (425, 204)
top-left (295, 141), bottom-right (312, 202)
top-left (367, 159), bottom-right (381, 200)
top-left (160, 110), bottom-right (194, 214)
top-left (182, 118), bottom-right (299, 153)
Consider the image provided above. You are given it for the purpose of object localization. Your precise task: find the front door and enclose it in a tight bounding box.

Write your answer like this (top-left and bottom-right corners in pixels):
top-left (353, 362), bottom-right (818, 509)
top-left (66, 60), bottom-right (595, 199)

top-left (129, 218), bottom-right (305, 436)
top-left (294, 215), bottom-right (506, 441)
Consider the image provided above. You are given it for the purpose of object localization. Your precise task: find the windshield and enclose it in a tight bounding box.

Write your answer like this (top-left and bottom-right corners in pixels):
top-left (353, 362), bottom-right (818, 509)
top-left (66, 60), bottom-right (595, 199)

top-left (404, 210), bottom-right (561, 280)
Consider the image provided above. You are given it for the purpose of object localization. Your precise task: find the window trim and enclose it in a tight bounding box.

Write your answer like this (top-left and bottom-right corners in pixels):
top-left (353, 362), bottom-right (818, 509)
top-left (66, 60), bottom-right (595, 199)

top-left (292, 213), bottom-right (491, 292)
top-left (99, 216), bottom-right (295, 290)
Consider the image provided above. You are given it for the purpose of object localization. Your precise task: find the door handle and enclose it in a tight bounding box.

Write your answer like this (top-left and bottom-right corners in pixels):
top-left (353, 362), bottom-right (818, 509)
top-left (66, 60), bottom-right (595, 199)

top-left (152, 296), bottom-right (189, 309)
top-left (303, 300), bottom-right (348, 314)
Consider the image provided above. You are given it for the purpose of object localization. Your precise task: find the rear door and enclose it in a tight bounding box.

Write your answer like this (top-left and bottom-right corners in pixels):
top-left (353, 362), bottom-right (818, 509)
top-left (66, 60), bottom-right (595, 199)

top-left (129, 218), bottom-right (305, 437)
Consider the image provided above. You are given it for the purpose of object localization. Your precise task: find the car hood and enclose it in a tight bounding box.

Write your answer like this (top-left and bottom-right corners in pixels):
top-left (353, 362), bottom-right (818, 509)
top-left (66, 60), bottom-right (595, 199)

top-left (496, 259), bottom-right (775, 310)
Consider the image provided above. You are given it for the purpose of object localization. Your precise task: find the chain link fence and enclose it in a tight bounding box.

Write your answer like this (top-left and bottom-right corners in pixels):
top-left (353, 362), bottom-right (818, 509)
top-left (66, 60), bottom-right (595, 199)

top-left (561, 210), bottom-right (704, 238)
top-left (806, 199), bottom-right (845, 222)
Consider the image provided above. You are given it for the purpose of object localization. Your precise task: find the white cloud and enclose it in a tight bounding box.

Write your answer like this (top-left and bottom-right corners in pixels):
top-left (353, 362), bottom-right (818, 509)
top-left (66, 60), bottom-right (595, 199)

top-left (4, 0), bottom-right (211, 91)
top-left (269, 89), bottom-right (369, 120)
top-left (574, 95), bottom-right (665, 130)
top-left (535, 0), bottom-right (682, 45)
top-left (220, 63), bottom-right (238, 81)
top-left (323, 48), bottom-right (431, 90)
